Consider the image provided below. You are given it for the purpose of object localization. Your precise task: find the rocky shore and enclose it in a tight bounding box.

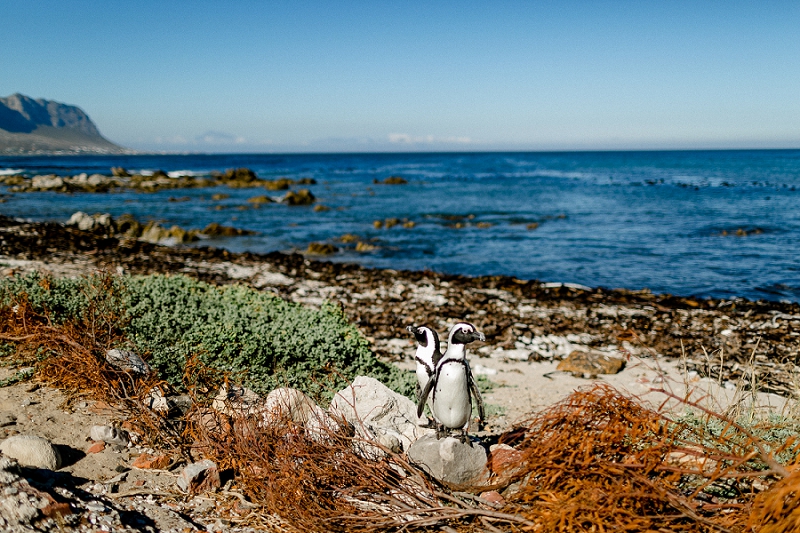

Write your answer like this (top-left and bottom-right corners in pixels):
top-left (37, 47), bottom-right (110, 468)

top-left (1, 214), bottom-right (800, 531)
top-left (1, 213), bottom-right (798, 396)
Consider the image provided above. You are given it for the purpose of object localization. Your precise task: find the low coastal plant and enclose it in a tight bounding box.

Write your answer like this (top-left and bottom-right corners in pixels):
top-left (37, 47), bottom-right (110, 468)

top-left (0, 272), bottom-right (415, 401)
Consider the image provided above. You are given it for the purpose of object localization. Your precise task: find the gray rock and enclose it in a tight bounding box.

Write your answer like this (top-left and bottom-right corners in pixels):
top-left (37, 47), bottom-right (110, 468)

top-left (105, 348), bottom-right (152, 375)
top-left (0, 435), bottom-right (62, 470)
top-left (31, 174), bottom-right (64, 190)
top-left (261, 387), bottom-right (340, 440)
top-left (66, 211), bottom-right (94, 231)
top-left (145, 387), bottom-right (169, 413)
top-left (407, 434), bottom-right (488, 486)
top-left (87, 173), bottom-right (107, 186)
top-left (89, 425), bottom-right (129, 446)
top-left (177, 460), bottom-right (220, 493)
top-left (329, 376), bottom-right (432, 453)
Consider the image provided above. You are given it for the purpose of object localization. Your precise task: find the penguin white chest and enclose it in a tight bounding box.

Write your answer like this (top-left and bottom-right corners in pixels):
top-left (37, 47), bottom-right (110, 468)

top-left (433, 363), bottom-right (471, 429)
top-left (416, 364), bottom-right (432, 391)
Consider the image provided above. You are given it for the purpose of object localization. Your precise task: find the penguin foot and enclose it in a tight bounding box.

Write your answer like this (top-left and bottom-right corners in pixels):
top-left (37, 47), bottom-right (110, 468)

top-left (435, 424), bottom-right (445, 439)
top-left (458, 431), bottom-right (470, 445)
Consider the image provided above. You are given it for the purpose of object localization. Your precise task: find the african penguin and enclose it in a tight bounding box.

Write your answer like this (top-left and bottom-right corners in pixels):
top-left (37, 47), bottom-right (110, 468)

top-left (417, 322), bottom-right (486, 441)
top-left (406, 325), bottom-right (442, 406)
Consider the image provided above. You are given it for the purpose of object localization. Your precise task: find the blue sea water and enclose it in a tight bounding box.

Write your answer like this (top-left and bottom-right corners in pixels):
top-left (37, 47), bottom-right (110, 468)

top-left (1, 150), bottom-right (799, 302)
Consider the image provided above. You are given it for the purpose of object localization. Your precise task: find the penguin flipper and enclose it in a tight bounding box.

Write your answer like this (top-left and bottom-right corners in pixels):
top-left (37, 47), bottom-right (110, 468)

top-left (468, 374), bottom-right (485, 424)
top-left (431, 348), bottom-right (443, 368)
top-left (417, 376), bottom-right (436, 418)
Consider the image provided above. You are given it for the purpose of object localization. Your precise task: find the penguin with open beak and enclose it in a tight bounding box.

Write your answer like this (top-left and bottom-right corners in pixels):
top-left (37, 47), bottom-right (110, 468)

top-left (406, 324), bottom-right (442, 406)
top-left (417, 322), bottom-right (485, 442)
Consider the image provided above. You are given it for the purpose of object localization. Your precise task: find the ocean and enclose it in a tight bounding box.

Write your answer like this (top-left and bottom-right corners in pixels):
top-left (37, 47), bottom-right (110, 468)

top-left (1, 150), bottom-right (799, 302)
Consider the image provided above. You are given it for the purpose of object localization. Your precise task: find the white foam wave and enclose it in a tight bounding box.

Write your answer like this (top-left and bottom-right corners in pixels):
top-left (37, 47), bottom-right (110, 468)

top-left (0, 168), bottom-right (24, 176)
top-left (168, 170), bottom-right (207, 178)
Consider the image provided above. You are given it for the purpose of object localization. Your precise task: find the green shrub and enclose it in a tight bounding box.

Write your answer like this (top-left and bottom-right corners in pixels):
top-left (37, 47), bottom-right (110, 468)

top-left (0, 272), bottom-right (415, 401)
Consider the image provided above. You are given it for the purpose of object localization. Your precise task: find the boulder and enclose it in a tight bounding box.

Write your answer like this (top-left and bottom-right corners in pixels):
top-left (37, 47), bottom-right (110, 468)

top-left (246, 195), bottom-right (273, 205)
top-left (0, 435), bottom-right (62, 470)
top-left (263, 177), bottom-right (293, 190)
top-left (89, 425), bottom-right (129, 447)
top-left (557, 350), bottom-right (626, 378)
top-left (105, 348), bottom-right (152, 375)
top-left (65, 211), bottom-right (97, 231)
top-left (177, 460), bottom-right (220, 493)
top-left (261, 388), bottom-right (340, 440)
top-left (283, 189), bottom-right (315, 205)
top-left (31, 174), bottom-right (64, 190)
top-left (330, 376), bottom-right (431, 453)
top-left (305, 242), bottom-right (338, 255)
top-left (407, 434), bottom-right (488, 486)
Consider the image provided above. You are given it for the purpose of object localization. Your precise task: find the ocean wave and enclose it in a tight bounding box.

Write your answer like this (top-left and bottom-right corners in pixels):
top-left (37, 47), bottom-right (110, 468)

top-left (0, 168), bottom-right (24, 176)
top-left (167, 170), bottom-right (209, 178)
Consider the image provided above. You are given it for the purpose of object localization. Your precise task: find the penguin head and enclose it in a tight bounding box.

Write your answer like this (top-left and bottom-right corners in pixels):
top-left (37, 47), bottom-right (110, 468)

top-left (448, 322), bottom-right (485, 346)
top-left (407, 324), bottom-right (440, 351)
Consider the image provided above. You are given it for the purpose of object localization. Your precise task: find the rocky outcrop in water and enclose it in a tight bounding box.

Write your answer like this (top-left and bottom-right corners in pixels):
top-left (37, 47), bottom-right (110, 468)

top-left (0, 93), bottom-right (127, 154)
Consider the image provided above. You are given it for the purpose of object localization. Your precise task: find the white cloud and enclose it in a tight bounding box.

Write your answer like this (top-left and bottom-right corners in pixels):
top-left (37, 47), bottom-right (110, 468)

top-left (388, 133), bottom-right (473, 145)
top-left (195, 131), bottom-right (247, 145)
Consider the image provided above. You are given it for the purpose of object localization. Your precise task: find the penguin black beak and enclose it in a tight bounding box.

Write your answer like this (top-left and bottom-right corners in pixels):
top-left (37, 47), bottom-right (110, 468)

top-left (407, 325), bottom-right (419, 335)
top-left (476, 332), bottom-right (486, 342)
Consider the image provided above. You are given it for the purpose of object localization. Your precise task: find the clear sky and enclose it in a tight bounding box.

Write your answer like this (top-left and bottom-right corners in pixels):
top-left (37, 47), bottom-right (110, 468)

top-left (2, 1), bottom-right (798, 153)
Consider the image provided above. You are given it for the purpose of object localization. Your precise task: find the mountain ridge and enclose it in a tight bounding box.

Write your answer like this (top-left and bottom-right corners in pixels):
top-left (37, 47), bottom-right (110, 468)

top-left (0, 93), bottom-right (128, 154)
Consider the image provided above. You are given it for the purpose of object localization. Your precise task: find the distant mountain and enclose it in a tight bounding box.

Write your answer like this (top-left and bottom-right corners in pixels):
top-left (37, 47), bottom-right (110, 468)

top-left (0, 93), bottom-right (128, 154)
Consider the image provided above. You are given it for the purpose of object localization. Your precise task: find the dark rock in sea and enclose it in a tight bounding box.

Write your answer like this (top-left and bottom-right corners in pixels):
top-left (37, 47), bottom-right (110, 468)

top-left (201, 223), bottom-right (256, 237)
top-left (283, 189), bottom-right (315, 205)
top-left (0, 174), bottom-right (25, 186)
top-left (355, 241), bottom-right (378, 252)
top-left (140, 221), bottom-right (199, 244)
top-left (374, 176), bottom-right (408, 185)
top-left (111, 167), bottom-right (130, 177)
top-left (305, 242), bottom-right (338, 255)
top-left (247, 195), bottom-right (273, 205)
top-left (211, 193), bottom-right (230, 201)
top-left (297, 177), bottom-right (317, 185)
top-left (219, 167), bottom-right (258, 183)
top-left (264, 177), bottom-right (293, 190)
top-left (313, 204), bottom-right (330, 212)
top-left (526, 222), bottom-right (540, 230)
top-left (338, 234), bottom-right (360, 243)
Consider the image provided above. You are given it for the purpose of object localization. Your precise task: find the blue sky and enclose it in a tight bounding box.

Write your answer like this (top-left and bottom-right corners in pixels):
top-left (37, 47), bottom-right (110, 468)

top-left (2, 1), bottom-right (798, 153)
